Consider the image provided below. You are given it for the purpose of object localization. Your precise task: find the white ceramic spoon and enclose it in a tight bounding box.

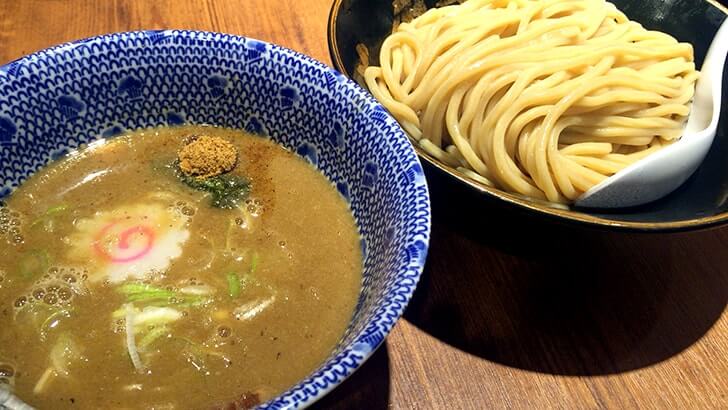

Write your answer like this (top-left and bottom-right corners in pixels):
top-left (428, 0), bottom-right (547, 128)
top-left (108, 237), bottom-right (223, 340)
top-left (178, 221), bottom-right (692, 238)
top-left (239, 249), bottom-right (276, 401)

top-left (575, 20), bottom-right (728, 209)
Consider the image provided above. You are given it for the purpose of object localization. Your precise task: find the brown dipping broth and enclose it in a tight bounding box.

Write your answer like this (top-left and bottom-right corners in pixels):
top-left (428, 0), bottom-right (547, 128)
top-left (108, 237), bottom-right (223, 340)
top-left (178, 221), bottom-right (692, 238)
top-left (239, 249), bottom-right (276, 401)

top-left (0, 125), bottom-right (362, 409)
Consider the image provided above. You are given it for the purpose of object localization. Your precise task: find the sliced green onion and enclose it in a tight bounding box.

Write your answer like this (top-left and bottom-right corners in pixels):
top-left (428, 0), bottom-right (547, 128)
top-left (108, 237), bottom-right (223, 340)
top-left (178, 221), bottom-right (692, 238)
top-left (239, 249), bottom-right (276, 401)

top-left (225, 220), bottom-right (236, 251)
top-left (239, 272), bottom-right (261, 290)
top-left (227, 273), bottom-right (241, 298)
top-left (117, 283), bottom-right (174, 296)
top-left (233, 296), bottom-right (275, 321)
top-left (45, 204), bottom-right (68, 215)
top-left (169, 296), bottom-right (209, 308)
top-left (117, 283), bottom-right (176, 304)
top-left (133, 306), bottom-right (183, 329)
top-left (112, 308), bottom-right (126, 319)
top-left (250, 252), bottom-right (259, 274)
top-left (138, 326), bottom-right (170, 350)
top-left (178, 285), bottom-right (215, 296)
top-left (18, 249), bottom-right (50, 280)
top-left (124, 304), bottom-right (144, 372)
top-left (30, 204), bottom-right (68, 232)
top-left (117, 283), bottom-right (211, 308)
top-left (113, 306), bottom-right (183, 329)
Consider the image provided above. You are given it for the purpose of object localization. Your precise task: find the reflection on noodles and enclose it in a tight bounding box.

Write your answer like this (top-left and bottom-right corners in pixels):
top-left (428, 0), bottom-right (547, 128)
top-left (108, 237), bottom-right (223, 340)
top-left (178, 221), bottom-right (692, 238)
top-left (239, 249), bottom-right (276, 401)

top-left (365, 0), bottom-right (698, 203)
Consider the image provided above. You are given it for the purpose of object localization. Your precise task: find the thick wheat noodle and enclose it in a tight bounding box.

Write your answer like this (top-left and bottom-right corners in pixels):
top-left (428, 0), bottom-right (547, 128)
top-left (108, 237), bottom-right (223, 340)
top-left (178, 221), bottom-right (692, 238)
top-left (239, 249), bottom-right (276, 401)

top-left (364, 0), bottom-right (698, 203)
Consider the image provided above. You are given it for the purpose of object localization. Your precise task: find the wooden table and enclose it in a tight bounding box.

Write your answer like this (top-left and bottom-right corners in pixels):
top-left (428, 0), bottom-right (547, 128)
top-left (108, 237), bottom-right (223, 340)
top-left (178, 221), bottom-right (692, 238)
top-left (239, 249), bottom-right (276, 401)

top-left (2, 1), bottom-right (727, 408)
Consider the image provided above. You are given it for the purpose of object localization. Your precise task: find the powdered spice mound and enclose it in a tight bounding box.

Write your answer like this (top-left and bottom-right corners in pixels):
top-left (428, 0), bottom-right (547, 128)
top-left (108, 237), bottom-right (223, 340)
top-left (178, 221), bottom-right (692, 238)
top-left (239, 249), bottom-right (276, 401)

top-left (178, 135), bottom-right (238, 178)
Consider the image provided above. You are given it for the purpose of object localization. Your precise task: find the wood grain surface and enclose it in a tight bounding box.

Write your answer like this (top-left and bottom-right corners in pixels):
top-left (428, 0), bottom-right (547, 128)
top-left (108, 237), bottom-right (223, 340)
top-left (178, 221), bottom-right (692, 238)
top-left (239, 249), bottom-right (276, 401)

top-left (1, 1), bottom-right (727, 409)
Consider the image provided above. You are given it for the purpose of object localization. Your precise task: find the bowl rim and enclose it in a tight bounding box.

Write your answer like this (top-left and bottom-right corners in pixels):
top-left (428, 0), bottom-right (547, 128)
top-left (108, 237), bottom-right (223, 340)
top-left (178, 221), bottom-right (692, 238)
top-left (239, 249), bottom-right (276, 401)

top-left (0, 29), bottom-right (432, 409)
top-left (327, 0), bottom-right (728, 232)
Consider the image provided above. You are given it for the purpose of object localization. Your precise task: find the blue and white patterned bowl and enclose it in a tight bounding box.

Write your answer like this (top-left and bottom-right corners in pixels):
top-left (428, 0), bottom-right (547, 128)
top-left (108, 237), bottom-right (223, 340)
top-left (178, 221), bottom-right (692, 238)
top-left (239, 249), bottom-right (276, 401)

top-left (0, 31), bottom-right (431, 409)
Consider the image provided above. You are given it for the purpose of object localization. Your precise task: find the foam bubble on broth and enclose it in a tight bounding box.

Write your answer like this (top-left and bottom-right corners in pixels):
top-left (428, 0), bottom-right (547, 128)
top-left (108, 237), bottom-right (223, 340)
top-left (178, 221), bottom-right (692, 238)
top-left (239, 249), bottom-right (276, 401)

top-left (0, 205), bottom-right (25, 245)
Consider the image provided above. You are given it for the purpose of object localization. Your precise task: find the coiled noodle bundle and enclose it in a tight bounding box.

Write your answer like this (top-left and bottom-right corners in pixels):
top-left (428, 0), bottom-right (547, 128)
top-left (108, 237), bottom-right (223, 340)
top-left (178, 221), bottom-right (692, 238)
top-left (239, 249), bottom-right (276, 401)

top-left (365, 0), bottom-right (698, 203)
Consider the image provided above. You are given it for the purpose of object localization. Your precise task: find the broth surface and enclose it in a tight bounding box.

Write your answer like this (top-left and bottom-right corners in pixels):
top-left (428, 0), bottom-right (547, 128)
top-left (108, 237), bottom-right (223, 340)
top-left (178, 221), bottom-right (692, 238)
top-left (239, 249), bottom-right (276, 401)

top-left (0, 125), bottom-right (362, 409)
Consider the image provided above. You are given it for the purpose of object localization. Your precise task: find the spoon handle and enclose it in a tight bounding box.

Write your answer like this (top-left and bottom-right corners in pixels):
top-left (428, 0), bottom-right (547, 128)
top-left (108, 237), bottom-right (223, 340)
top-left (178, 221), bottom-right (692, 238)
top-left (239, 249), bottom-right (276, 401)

top-left (685, 18), bottom-right (728, 134)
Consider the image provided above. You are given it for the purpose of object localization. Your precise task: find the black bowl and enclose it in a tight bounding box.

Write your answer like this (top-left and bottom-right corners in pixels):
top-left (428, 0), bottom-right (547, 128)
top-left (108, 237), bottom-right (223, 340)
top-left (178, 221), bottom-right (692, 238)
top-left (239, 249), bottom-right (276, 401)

top-left (329, 0), bottom-right (728, 231)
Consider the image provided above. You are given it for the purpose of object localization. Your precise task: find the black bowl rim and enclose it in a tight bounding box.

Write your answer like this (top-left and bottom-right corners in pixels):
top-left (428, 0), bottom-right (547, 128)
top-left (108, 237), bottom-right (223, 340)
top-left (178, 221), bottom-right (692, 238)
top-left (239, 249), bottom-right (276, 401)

top-left (327, 0), bottom-right (728, 232)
